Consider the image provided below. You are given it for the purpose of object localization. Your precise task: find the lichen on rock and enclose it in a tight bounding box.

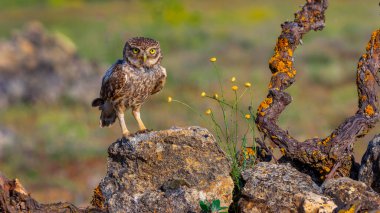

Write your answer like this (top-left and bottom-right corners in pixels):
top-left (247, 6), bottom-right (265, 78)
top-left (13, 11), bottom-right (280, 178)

top-left (322, 177), bottom-right (380, 211)
top-left (95, 126), bottom-right (234, 213)
top-left (239, 162), bottom-right (337, 213)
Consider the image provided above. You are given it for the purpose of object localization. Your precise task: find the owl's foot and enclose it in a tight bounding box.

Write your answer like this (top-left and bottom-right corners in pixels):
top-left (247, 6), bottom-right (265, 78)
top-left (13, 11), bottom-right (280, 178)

top-left (135, 129), bottom-right (152, 135)
top-left (118, 136), bottom-right (134, 151)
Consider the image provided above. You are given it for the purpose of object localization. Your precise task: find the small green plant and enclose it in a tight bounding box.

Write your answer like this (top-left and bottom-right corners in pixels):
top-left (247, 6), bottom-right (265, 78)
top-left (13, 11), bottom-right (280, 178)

top-left (168, 56), bottom-right (257, 190)
top-left (199, 199), bottom-right (228, 213)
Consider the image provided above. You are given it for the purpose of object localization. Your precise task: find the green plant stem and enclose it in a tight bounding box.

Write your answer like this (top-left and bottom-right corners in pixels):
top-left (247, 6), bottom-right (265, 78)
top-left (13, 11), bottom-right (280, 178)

top-left (172, 99), bottom-right (204, 120)
top-left (211, 63), bottom-right (230, 148)
top-left (212, 63), bottom-right (224, 97)
top-left (238, 88), bottom-right (248, 102)
top-left (210, 111), bottom-right (227, 146)
top-left (234, 90), bottom-right (238, 156)
top-left (205, 96), bottom-right (246, 118)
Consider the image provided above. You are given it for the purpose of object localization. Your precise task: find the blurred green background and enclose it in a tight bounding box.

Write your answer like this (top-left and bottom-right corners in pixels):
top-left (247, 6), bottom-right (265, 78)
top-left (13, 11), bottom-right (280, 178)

top-left (0, 0), bottom-right (379, 207)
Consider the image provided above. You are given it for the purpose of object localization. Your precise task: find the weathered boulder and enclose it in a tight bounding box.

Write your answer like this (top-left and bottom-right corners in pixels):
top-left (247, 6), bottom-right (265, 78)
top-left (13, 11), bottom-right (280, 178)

top-left (358, 134), bottom-right (380, 193)
top-left (238, 162), bottom-right (337, 213)
top-left (0, 21), bottom-right (102, 107)
top-left (93, 126), bottom-right (234, 213)
top-left (322, 177), bottom-right (380, 211)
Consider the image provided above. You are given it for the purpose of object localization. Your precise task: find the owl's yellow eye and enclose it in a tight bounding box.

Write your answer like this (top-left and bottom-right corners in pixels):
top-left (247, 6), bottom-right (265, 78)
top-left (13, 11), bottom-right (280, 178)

top-left (149, 49), bottom-right (156, 55)
top-left (132, 48), bottom-right (139, 54)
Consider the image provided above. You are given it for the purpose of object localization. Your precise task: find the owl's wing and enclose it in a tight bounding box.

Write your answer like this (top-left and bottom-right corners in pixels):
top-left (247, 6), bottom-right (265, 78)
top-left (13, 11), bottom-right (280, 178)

top-left (151, 66), bottom-right (167, 95)
top-left (100, 59), bottom-right (128, 100)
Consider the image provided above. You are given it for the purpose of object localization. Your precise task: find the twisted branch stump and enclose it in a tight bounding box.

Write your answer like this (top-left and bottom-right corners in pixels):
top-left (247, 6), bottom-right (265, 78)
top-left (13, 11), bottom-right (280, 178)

top-left (256, 0), bottom-right (380, 183)
top-left (0, 172), bottom-right (103, 212)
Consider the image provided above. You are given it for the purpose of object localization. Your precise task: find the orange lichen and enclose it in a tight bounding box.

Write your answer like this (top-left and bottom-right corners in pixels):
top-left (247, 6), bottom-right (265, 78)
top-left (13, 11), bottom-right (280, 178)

top-left (357, 61), bottom-right (363, 68)
top-left (364, 70), bottom-right (375, 83)
top-left (366, 30), bottom-right (380, 51)
top-left (366, 42), bottom-right (371, 52)
top-left (338, 204), bottom-right (357, 213)
top-left (259, 111), bottom-right (266, 116)
top-left (321, 136), bottom-right (331, 146)
top-left (269, 52), bottom-right (280, 65)
top-left (287, 49), bottom-right (293, 57)
top-left (360, 96), bottom-right (367, 102)
top-left (277, 61), bottom-right (287, 71)
top-left (309, 17), bottom-right (315, 24)
top-left (91, 185), bottom-right (105, 209)
top-left (266, 97), bottom-right (273, 105)
top-left (277, 37), bottom-right (289, 49)
top-left (365, 104), bottom-right (375, 116)
top-left (300, 15), bottom-right (307, 22)
top-left (322, 166), bottom-right (331, 173)
top-left (287, 70), bottom-right (295, 78)
top-left (257, 97), bottom-right (273, 116)
top-left (286, 60), bottom-right (293, 68)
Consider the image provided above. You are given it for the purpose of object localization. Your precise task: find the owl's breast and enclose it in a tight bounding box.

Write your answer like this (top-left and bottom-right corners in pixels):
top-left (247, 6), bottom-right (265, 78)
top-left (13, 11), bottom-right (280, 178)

top-left (123, 71), bottom-right (158, 107)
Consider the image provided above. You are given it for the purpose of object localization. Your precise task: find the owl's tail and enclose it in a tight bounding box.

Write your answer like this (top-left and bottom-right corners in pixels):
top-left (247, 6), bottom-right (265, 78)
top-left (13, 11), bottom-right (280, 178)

top-left (91, 98), bottom-right (117, 127)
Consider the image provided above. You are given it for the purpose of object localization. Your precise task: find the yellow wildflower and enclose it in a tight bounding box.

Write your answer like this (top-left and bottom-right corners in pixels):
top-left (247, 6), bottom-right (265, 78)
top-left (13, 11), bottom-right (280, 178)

top-left (213, 93), bottom-right (219, 99)
top-left (209, 57), bottom-right (217, 62)
top-left (231, 77), bottom-right (236, 82)
top-left (167, 96), bottom-right (172, 103)
top-left (205, 109), bottom-right (212, 115)
top-left (201, 92), bottom-right (206, 97)
top-left (244, 82), bottom-right (251, 88)
top-left (245, 114), bottom-right (251, 119)
top-left (231, 85), bottom-right (238, 91)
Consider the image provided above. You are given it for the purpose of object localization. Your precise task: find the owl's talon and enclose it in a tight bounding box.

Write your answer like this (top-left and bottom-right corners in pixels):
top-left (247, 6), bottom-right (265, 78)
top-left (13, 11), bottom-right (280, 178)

top-left (136, 129), bottom-right (152, 134)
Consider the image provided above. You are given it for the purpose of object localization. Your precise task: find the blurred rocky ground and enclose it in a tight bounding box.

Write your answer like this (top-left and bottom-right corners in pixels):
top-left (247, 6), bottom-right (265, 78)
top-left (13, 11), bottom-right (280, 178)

top-left (0, 21), bottom-right (103, 108)
top-left (0, 126), bottom-right (15, 158)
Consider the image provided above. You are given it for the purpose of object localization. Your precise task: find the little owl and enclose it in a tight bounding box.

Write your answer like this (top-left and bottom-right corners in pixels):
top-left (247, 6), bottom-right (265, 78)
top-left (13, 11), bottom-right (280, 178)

top-left (92, 37), bottom-right (166, 139)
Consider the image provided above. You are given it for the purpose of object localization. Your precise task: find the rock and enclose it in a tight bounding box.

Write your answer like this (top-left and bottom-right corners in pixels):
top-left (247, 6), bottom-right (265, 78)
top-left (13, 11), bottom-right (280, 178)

top-left (0, 21), bottom-right (102, 108)
top-left (322, 177), bottom-right (380, 211)
top-left (238, 162), bottom-right (337, 213)
top-left (94, 126), bottom-right (234, 213)
top-left (358, 134), bottom-right (380, 193)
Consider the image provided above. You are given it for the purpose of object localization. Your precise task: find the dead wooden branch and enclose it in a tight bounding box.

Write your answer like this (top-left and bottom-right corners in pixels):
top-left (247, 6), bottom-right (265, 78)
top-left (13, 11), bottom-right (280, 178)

top-left (0, 172), bottom-right (104, 213)
top-left (256, 0), bottom-right (380, 183)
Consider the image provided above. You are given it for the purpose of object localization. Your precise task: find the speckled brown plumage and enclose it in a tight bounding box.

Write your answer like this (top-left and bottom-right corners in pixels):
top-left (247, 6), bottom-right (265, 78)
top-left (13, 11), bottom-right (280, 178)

top-left (92, 37), bottom-right (166, 137)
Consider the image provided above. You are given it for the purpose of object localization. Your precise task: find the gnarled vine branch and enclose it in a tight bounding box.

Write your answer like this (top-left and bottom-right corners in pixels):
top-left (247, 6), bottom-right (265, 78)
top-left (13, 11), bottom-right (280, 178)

top-left (256, 0), bottom-right (380, 183)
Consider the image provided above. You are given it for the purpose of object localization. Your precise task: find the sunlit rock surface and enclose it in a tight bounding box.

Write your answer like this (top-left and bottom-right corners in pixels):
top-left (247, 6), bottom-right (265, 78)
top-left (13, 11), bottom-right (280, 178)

top-left (94, 126), bottom-right (234, 213)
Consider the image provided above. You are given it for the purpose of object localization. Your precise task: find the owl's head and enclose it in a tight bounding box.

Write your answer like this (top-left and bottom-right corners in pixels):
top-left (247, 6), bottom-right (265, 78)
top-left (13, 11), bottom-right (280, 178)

top-left (123, 37), bottom-right (162, 68)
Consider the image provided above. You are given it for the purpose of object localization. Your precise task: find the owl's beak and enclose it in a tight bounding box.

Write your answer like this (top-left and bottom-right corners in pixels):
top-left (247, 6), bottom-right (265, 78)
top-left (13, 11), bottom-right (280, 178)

top-left (143, 54), bottom-right (147, 63)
